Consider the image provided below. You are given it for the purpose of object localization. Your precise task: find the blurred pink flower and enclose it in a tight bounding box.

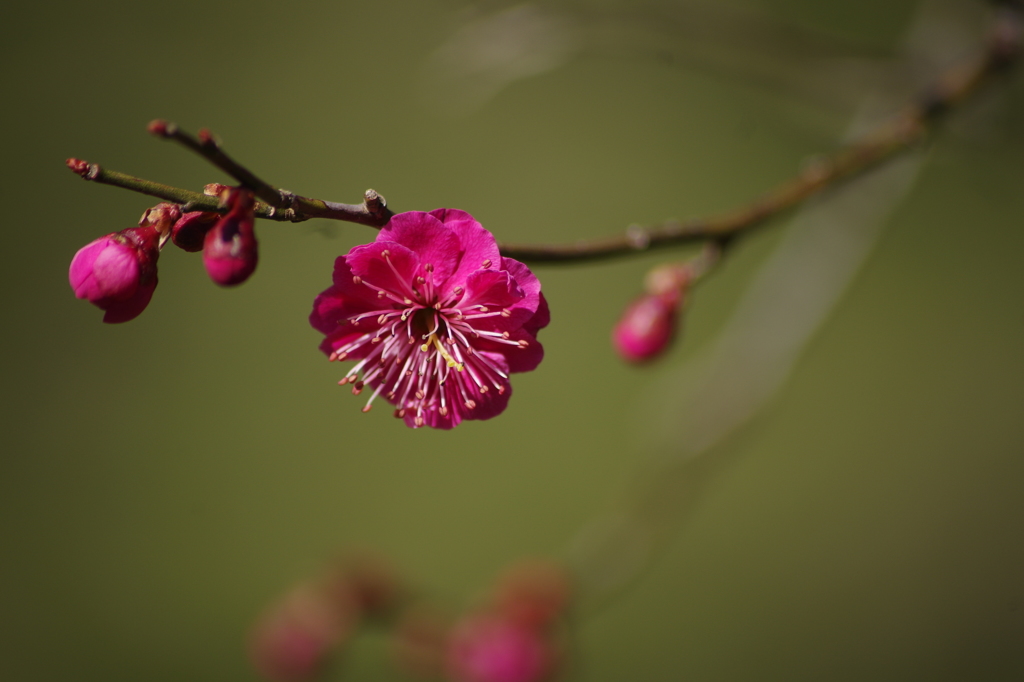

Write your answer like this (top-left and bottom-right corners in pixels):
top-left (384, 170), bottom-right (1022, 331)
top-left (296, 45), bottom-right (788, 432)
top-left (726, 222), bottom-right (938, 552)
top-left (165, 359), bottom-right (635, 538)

top-left (249, 584), bottom-right (357, 682)
top-left (69, 225), bottom-right (161, 323)
top-left (447, 615), bottom-right (554, 682)
top-left (310, 209), bottom-right (549, 429)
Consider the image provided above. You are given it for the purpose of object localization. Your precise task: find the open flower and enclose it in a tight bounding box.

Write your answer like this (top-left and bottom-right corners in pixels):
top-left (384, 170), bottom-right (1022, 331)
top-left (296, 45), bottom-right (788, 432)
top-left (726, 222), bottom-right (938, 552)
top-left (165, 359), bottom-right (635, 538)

top-left (310, 209), bottom-right (549, 429)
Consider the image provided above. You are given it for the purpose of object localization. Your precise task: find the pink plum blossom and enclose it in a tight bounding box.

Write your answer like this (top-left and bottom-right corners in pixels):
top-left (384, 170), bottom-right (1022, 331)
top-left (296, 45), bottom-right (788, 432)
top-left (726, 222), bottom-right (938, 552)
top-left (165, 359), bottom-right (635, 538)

top-left (68, 225), bottom-right (161, 323)
top-left (310, 209), bottom-right (549, 429)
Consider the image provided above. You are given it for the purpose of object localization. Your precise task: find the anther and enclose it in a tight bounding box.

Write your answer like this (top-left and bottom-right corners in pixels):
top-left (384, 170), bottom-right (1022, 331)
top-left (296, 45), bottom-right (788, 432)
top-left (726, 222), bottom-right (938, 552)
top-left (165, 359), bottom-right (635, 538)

top-left (501, 309), bottom-right (511, 318)
top-left (464, 400), bottom-right (477, 410)
top-left (415, 416), bottom-right (425, 427)
top-left (372, 337), bottom-right (382, 344)
top-left (362, 405), bottom-right (373, 413)
top-left (479, 385), bottom-right (489, 393)
top-left (453, 286), bottom-right (464, 296)
top-left (416, 276), bottom-right (425, 285)
top-left (517, 340), bottom-right (529, 348)
top-left (395, 408), bottom-right (406, 419)
top-left (353, 276), bottom-right (362, 285)
top-left (439, 406), bottom-right (449, 417)
top-left (381, 250), bottom-right (390, 258)
top-left (502, 332), bottom-right (510, 339)
top-left (378, 314), bottom-right (387, 324)
top-left (481, 259), bottom-right (492, 269)
top-left (415, 390), bottom-right (424, 400)
top-left (497, 385), bottom-right (506, 395)
top-left (425, 263), bottom-right (434, 272)
top-left (378, 291), bottom-right (386, 299)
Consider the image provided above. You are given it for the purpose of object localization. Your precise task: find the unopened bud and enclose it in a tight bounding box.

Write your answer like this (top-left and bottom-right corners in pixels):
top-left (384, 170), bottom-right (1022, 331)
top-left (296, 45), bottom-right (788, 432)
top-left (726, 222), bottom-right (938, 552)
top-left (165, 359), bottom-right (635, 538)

top-left (171, 211), bottom-right (219, 252)
top-left (203, 188), bottom-right (258, 286)
top-left (69, 226), bottom-right (161, 323)
top-left (249, 584), bottom-right (358, 682)
top-left (613, 261), bottom-right (693, 363)
top-left (612, 291), bottom-right (683, 363)
top-left (447, 615), bottom-right (555, 682)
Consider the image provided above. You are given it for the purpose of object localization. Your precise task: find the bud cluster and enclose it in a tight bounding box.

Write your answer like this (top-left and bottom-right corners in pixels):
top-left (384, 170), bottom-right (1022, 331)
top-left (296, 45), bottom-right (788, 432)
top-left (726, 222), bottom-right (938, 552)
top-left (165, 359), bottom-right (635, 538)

top-left (68, 182), bottom-right (259, 323)
top-left (250, 556), bottom-right (571, 682)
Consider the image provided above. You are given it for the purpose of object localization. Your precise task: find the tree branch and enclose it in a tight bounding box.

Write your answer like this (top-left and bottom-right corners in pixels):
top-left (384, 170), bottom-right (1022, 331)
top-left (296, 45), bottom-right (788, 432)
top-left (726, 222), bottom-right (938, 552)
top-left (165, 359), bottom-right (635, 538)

top-left (497, 5), bottom-right (1022, 263)
top-left (64, 5), bottom-right (1020, 260)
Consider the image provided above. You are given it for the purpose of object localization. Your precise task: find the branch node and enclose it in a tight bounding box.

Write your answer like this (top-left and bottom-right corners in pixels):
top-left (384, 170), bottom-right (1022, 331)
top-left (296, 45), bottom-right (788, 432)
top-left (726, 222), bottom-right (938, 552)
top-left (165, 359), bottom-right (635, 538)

top-left (626, 224), bottom-right (650, 250)
top-left (278, 190), bottom-right (298, 209)
top-left (147, 119), bottom-right (175, 138)
top-left (66, 157), bottom-right (92, 178)
top-left (197, 128), bottom-right (220, 149)
top-left (365, 189), bottom-right (386, 210)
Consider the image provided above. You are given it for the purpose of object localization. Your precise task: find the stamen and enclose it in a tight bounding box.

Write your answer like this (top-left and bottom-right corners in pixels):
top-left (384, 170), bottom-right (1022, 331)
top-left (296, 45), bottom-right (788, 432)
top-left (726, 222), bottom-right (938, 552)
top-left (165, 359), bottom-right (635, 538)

top-left (481, 259), bottom-right (491, 269)
top-left (429, 334), bottom-right (464, 371)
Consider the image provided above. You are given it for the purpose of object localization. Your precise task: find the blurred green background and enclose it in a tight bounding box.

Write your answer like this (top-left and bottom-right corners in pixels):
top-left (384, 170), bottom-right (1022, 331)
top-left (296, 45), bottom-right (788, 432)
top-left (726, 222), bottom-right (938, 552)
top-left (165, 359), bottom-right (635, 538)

top-left (3, 0), bottom-right (1024, 680)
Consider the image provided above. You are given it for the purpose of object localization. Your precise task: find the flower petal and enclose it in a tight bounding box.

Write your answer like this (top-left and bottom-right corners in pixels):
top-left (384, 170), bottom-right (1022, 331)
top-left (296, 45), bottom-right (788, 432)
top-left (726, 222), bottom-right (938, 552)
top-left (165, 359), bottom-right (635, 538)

top-left (379, 212), bottom-right (461, 286)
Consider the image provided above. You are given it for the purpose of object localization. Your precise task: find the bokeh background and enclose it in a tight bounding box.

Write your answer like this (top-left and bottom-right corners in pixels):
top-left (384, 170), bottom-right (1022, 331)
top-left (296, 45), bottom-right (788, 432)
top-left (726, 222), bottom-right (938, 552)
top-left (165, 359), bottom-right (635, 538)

top-left (3, 0), bottom-right (1024, 680)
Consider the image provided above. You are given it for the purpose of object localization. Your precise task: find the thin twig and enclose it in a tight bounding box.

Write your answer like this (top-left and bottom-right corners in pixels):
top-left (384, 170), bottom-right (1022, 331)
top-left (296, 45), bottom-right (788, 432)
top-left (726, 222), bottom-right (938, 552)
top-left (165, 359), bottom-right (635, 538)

top-left (497, 5), bottom-right (1022, 263)
top-left (64, 6), bottom-right (1020, 260)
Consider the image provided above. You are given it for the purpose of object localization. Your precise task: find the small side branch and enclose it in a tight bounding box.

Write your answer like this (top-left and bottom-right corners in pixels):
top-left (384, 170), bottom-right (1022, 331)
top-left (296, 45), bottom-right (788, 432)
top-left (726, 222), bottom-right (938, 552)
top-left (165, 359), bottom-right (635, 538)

top-left (496, 5), bottom-right (1021, 263)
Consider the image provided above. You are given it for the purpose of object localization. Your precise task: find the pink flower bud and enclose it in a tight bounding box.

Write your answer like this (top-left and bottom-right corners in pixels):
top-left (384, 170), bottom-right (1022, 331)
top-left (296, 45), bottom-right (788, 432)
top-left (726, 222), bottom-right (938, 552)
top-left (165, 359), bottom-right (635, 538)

top-left (613, 263), bottom-right (692, 363)
top-left (171, 211), bottom-right (219, 252)
top-left (69, 226), bottom-right (160, 323)
top-left (612, 291), bottom-right (682, 363)
top-left (203, 188), bottom-right (258, 286)
top-left (447, 615), bottom-right (554, 682)
top-left (249, 584), bottom-right (358, 682)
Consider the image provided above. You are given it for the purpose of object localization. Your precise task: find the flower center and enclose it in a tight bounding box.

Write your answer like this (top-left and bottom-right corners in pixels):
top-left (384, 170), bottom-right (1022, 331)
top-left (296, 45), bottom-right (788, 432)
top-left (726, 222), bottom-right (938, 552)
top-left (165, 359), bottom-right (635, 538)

top-left (326, 261), bottom-right (528, 427)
